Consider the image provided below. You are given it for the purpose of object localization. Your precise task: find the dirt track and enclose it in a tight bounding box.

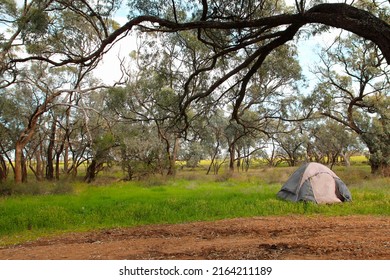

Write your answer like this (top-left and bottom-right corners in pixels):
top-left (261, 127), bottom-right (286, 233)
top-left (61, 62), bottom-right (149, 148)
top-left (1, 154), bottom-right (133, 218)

top-left (0, 216), bottom-right (389, 260)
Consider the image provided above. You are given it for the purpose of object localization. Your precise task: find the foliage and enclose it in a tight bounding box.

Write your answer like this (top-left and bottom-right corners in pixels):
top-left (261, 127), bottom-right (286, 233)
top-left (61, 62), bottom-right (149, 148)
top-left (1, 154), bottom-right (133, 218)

top-left (1, 1), bottom-right (389, 183)
top-left (117, 123), bottom-right (167, 180)
top-left (313, 34), bottom-right (390, 175)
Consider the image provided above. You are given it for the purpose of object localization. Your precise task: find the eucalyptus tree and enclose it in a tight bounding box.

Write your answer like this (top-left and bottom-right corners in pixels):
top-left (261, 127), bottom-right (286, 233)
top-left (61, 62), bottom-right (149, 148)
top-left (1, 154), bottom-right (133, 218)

top-left (1, 0), bottom-right (121, 87)
top-left (105, 79), bottom-right (184, 176)
top-left (0, 62), bottom-right (62, 183)
top-left (258, 136), bottom-right (283, 167)
top-left (272, 122), bottom-right (307, 167)
top-left (64, 98), bottom-right (98, 178)
top-left (223, 42), bottom-right (303, 169)
top-left (0, 94), bottom-right (19, 182)
top-left (305, 119), bottom-right (363, 168)
top-left (314, 34), bottom-right (390, 175)
top-left (1, 0), bottom-right (121, 183)
top-left (105, 24), bottom-right (217, 176)
top-left (73, 84), bottom-right (121, 183)
top-left (116, 121), bottom-right (167, 180)
top-left (0, 62), bottom-right (109, 183)
top-left (198, 108), bottom-right (229, 174)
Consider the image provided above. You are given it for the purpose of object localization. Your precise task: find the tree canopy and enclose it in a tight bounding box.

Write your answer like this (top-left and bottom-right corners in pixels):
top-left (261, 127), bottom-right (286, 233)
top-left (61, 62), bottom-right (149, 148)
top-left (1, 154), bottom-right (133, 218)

top-left (2, 1), bottom-right (389, 85)
top-left (1, 1), bottom-right (389, 126)
top-left (0, 0), bottom-right (389, 183)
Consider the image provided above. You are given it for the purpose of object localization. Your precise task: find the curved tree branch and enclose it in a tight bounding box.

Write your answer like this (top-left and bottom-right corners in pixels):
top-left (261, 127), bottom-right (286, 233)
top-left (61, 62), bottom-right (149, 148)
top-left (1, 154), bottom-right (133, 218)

top-left (6, 3), bottom-right (389, 69)
top-left (304, 4), bottom-right (390, 64)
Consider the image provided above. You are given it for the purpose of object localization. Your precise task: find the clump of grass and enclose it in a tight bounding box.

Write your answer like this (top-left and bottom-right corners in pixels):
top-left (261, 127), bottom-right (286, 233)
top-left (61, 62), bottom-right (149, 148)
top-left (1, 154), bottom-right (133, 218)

top-left (0, 180), bottom-right (74, 196)
top-left (0, 181), bottom-right (12, 196)
top-left (138, 174), bottom-right (170, 187)
top-left (333, 165), bottom-right (372, 185)
top-left (249, 167), bottom-right (294, 184)
top-left (213, 171), bottom-right (233, 182)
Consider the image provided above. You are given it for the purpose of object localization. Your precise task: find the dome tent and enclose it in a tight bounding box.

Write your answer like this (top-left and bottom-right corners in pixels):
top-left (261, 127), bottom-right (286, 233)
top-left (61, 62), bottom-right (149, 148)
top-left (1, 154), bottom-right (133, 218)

top-left (277, 162), bottom-right (352, 204)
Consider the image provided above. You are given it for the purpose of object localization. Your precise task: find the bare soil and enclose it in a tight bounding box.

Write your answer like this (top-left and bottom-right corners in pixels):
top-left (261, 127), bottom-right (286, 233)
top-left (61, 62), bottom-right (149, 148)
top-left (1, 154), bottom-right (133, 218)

top-left (0, 216), bottom-right (389, 260)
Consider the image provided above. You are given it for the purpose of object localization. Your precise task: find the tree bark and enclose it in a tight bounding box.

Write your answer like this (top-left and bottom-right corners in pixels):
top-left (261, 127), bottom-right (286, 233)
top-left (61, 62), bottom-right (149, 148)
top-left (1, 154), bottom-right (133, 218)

top-left (228, 143), bottom-right (235, 172)
top-left (14, 142), bottom-right (25, 183)
top-left (29, 148), bottom-right (44, 181)
top-left (340, 150), bottom-right (351, 167)
top-left (0, 155), bottom-right (7, 182)
top-left (46, 118), bottom-right (56, 180)
top-left (55, 142), bottom-right (65, 180)
top-left (167, 136), bottom-right (180, 176)
top-left (206, 141), bottom-right (220, 175)
top-left (84, 159), bottom-right (97, 183)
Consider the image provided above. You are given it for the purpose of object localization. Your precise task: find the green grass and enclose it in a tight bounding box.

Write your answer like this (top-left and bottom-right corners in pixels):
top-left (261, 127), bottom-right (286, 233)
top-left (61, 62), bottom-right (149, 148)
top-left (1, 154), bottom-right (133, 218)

top-left (0, 166), bottom-right (389, 246)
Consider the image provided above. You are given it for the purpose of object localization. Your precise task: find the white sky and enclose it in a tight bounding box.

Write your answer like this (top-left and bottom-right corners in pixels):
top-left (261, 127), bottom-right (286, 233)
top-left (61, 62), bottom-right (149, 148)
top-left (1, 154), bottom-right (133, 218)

top-left (93, 7), bottom-right (136, 84)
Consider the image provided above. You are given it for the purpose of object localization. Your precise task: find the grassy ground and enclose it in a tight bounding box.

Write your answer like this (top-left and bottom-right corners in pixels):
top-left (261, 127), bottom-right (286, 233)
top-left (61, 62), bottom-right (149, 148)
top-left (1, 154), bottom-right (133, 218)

top-left (0, 164), bottom-right (389, 246)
